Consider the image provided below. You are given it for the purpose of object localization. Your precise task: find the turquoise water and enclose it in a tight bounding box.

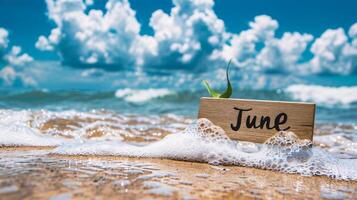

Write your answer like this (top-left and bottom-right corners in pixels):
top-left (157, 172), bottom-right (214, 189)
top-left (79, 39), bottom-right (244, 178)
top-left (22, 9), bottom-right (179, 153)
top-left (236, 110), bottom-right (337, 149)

top-left (0, 88), bottom-right (355, 123)
top-left (1, 62), bottom-right (356, 124)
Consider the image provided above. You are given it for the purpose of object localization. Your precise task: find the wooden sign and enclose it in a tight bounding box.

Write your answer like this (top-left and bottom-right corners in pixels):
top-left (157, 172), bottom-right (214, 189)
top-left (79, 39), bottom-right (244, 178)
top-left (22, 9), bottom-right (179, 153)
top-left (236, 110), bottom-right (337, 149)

top-left (198, 97), bottom-right (315, 143)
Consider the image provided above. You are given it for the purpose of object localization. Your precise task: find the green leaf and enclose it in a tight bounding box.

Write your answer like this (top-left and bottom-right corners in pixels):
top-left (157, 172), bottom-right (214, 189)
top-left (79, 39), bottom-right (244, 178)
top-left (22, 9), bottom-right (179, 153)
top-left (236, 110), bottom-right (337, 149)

top-left (202, 60), bottom-right (233, 98)
top-left (202, 80), bottom-right (220, 98)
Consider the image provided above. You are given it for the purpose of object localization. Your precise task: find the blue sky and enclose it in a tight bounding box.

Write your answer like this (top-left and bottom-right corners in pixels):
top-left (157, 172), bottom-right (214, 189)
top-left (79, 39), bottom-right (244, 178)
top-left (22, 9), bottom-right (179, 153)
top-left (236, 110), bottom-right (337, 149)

top-left (1, 0), bottom-right (356, 60)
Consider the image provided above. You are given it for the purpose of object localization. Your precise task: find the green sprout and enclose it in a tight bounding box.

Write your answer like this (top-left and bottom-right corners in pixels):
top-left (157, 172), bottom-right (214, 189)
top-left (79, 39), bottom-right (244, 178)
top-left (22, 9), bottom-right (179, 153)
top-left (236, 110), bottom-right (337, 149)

top-left (202, 60), bottom-right (232, 98)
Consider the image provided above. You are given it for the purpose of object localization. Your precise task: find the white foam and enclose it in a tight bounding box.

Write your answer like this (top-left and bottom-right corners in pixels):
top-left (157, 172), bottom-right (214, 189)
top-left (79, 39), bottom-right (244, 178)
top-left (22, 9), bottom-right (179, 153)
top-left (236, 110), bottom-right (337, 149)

top-left (143, 181), bottom-right (177, 196)
top-left (195, 173), bottom-right (210, 178)
top-left (286, 84), bottom-right (357, 106)
top-left (53, 119), bottom-right (357, 181)
top-left (115, 88), bottom-right (172, 103)
top-left (112, 179), bottom-right (131, 187)
top-left (0, 110), bottom-right (66, 147)
top-left (0, 109), bottom-right (355, 181)
top-left (0, 185), bottom-right (18, 194)
top-left (123, 169), bottom-right (144, 175)
top-left (315, 134), bottom-right (357, 159)
top-left (137, 171), bottom-right (176, 180)
top-left (0, 109), bottom-right (188, 146)
top-left (49, 193), bottom-right (72, 200)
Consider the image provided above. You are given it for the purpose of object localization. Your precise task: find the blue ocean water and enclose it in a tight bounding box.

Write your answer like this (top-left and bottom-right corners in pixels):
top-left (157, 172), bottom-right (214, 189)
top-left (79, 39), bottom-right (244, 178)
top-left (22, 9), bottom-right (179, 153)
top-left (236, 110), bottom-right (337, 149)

top-left (0, 0), bottom-right (355, 125)
top-left (1, 61), bottom-right (356, 124)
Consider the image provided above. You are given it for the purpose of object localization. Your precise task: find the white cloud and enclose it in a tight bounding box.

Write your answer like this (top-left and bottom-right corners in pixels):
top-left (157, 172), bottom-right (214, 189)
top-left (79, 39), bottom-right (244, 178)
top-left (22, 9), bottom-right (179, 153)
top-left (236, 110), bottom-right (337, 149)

top-left (36, 0), bottom-right (142, 69)
top-left (216, 15), bottom-right (279, 68)
top-left (36, 0), bottom-right (357, 75)
top-left (36, 35), bottom-right (54, 51)
top-left (349, 23), bottom-right (357, 44)
top-left (256, 32), bottom-right (313, 72)
top-left (0, 66), bottom-right (36, 87)
top-left (143, 0), bottom-right (228, 70)
top-left (4, 46), bottom-right (33, 67)
top-left (217, 15), bottom-right (314, 73)
top-left (348, 23), bottom-right (357, 72)
top-left (0, 27), bottom-right (35, 87)
top-left (37, 0), bottom-right (229, 70)
top-left (249, 15), bottom-right (278, 41)
top-left (0, 28), bottom-right (9, 57)
top-left (309, 27), bottom-right (357, 74)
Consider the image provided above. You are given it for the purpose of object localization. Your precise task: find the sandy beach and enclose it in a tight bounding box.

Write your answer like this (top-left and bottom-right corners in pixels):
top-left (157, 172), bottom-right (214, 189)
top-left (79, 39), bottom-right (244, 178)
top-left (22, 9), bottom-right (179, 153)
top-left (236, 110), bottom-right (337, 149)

top-left (0, 147), bottom-right (356, 200)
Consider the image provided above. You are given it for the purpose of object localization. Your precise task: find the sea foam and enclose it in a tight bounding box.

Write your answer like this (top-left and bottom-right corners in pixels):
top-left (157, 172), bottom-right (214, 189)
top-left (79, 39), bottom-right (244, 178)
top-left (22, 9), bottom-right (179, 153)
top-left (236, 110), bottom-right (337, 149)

top-left (52, 118), bottom-right (357, 181)
top-left (0, 109), bottom-right (356, 181)
top-left (0, 110), bottom-right (66, 147)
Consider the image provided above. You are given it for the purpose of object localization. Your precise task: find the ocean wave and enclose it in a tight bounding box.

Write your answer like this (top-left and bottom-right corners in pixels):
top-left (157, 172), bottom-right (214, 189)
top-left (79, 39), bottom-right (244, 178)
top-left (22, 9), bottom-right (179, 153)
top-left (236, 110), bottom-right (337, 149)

top-left (115, 88), bottom-right (173, 103)
top-left (286, 84), bottom-right (357, 106)
top-left (0, 109), bottom-right (190, 147)
top-left (0, 109), bottom-right (355, 180)
top-left (53, 118), bottom-right (357, 181)
top-left (0, 110), bottom-right (66, 147)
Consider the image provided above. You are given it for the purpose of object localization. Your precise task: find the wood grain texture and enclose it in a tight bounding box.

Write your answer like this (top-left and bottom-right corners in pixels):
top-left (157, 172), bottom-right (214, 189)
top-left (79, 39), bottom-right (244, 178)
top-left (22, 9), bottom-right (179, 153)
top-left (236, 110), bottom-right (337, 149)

top-left (198, 97), bottom-right (315, 143)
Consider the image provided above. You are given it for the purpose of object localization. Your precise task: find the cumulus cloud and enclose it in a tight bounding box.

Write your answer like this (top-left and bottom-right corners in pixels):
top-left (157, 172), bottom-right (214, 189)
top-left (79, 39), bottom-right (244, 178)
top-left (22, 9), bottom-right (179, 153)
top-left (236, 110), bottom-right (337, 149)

top-left (308, 27), bottom-right (357, 74)
top-left (143, 0), bottom-right (228, 70)
top-left (37, 0), bottom-right (228, 70)
top-left (213, 15), bottom-right (278, 68)
top-left (4, 46), bottom-right (33, 67)
top-left (0, 28), bottom-right (9, 57)
top-left (350, 23), bottom-right (357, 47)
top-left (214, 15), bottom-right (315, 73)
top-left (216, 15), bottom-right (293, 70)
top-left (256, 32), bottom-right (313, 73)
top-left (0, 27), bottom-right (34, 87)
top-left (36, 0), bottom-right (142, 70)
top-left (36, 0), bottom-right (357, 75)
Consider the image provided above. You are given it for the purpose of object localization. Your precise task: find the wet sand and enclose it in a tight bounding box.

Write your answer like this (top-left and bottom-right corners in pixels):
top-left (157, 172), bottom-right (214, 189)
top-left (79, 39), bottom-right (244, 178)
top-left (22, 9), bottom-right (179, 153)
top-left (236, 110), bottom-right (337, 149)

top-left (0, 147), bottom-right (356, 200)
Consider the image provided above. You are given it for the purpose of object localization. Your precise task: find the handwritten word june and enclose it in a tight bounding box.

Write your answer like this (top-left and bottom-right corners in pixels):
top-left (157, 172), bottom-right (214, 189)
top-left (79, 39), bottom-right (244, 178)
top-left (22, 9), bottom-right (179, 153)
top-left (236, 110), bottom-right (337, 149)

top-left (230, 107), bottom-right (291, 132)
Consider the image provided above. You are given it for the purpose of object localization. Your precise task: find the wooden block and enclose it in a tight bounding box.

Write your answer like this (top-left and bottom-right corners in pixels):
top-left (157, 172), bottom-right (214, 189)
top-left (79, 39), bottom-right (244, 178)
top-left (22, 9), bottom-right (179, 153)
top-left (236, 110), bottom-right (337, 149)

top-left (198, 97), bottom-right (315, 143)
